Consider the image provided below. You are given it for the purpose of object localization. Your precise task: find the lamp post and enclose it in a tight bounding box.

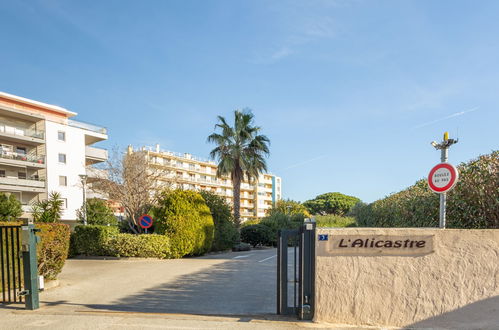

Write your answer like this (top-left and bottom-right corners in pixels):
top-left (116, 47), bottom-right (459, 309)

top-left (79, 174), bottom-right (88, 225)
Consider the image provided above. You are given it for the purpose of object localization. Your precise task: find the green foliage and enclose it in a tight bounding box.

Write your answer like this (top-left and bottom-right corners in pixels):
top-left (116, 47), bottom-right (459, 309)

top-left (32, 191), bottom-right (64, 223)
top-left (109, 234), bottom-right (171, 258)
top-left (71, 225), bottom-right (119, 256)
top-left (241, 218), bottom-right (261, 227)
top-left (267, 199), bottom-right (311, 217)
top-left (315, 215), bottom-right (356, 228)
top-left (240, 224), bottom-right (273, 247)
top-left (303, 192), bottom-right (361, 216)
top-left (259, 212), bottom-right (304, 245)
top-left (36, 223), bottom-right (70, 280)
top-left (207, 110), bottom-right (270, 226)
top-left (199, 191), bottom-right (239, 251)
top-left (356, 151), bottom-right (499, 228)
top-left (153, 190), bottom-right (215, 258)
top-left (0, 193), bottom-right (23, 220)
top-left (77, 198), bottom-right (117, 226)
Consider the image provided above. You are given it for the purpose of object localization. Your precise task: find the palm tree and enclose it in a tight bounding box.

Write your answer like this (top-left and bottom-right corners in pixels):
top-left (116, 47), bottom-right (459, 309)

top-left (207, 110), bottom-right (270, 228)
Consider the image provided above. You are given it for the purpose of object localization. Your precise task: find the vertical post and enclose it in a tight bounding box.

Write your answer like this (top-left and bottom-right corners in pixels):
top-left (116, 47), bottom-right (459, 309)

top-left (299, 221), bottom-right (316, 320)
top-left (439, 147), bottom-right (448, 228)
top-left (21, 223), bottom-right (40, 310)
top-left (80, 174), bottom-right (88, 225)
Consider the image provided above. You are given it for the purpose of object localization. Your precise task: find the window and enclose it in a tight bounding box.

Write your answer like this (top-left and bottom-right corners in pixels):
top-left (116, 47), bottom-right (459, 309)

top-left (16, 147), bottom-right (26, 155)
top-left (58, 153), bottom-right (66, 164)
top-left (59, 176), bottom-right (67, 186)
top-left (61, 198), bottom-right (67, 209)
top-left (18, 172), bottom-right (27, 179)
top-left (58, 131), bottom-right (66, 141)
top-left (0, 170), bottom-right (4, 177)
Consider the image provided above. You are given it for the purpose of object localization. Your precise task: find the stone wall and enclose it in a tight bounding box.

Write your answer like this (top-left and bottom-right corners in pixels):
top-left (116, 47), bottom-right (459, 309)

top-left (314, 228), bottom-right (499, 328)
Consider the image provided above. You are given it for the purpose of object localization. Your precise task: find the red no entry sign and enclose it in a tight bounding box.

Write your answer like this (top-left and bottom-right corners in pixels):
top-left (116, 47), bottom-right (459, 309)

top-left (138, 214), bottom-right (154, 229)
top-left (428, 162), bottom-right (459, 193)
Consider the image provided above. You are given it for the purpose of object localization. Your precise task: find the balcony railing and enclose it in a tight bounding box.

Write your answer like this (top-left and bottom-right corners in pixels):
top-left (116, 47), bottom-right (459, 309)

top-left (85, 146), bottom-right (108, 161)
top-left (0, 176), bottom-right (45, 188)
top-left (68, 119), bottom-right (107, 135)
top-left (0, 151), bottom-right (45, 164)
top-left (0, 123), bottom-right (44, 139)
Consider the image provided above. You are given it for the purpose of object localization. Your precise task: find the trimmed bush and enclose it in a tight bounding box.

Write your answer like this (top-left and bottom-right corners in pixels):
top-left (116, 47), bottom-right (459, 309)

top-left (153, 190), bottom-right (215, 258)
top-left (199, 191), bottom-right (239, 251)
top-left (36, 223), bottom-right (70, 280)
top-left (356, 151), bottom-right (499, 228)
top-left (71, 225), bottom-right (119, 256)
top-left (240, 224), bottom-right (273, 247)
top-left (109, 234), bottom-right (170, 258)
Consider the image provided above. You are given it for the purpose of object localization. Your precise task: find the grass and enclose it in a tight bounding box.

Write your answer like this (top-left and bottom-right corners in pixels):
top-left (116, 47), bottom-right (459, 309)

top-left (315, 215), bottom-right (357, 228)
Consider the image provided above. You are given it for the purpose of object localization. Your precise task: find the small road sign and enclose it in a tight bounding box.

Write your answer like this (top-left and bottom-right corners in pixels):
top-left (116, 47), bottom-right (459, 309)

top-left (428, 162), bottom-right (459, 193)
top-left (138, 214), bottom-right (153, 229)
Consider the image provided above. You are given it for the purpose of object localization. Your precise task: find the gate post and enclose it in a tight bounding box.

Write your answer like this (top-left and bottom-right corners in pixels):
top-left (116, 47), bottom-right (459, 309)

top-left (21, 223), bottom-right (40, 310)
top-left (299, 220), bottom-right (316, 320)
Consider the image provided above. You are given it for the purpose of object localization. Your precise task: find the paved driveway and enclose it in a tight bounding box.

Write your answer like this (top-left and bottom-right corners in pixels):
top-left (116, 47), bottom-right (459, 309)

top-left (40, 248), bottom-right (279, 316)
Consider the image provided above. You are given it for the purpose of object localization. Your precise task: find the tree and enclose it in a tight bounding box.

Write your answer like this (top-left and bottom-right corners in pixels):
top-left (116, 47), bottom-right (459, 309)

top-left (303, 192), bottom-right (361, 216)
top-left (32, 191), bottom-right (64, 223)
top-left (267, 199), bottom-right (311, 218)
top-left (207, 110), bottom-right (270, 228)
top-left (199, 190), bottom-right (239, 251)
top-left (0, 193), bottom-right (23, 220)
top-left (76, 198), bottom-right (117, 226)
top-left (91, 148), bottom-right (173, 233)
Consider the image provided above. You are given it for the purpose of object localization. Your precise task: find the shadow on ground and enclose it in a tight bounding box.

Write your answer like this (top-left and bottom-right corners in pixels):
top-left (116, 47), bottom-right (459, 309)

top-left (43, 256), bottom-right (276, 317)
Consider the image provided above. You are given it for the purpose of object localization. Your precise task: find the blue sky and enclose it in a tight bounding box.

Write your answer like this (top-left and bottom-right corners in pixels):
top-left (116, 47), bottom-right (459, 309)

top-left (1, 0), bottom-right (498, 203)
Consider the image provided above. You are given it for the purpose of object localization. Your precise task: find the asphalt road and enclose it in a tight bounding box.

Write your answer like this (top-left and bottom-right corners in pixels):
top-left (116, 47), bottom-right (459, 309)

top-left (38, 248), bottom-right (281, 316)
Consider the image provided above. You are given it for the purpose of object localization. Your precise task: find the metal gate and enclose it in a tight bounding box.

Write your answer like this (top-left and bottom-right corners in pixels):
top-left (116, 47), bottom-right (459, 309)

top-left (277, 221), bottom-right (315, 320)
top-left (0, 225), bottom-right (24, 304)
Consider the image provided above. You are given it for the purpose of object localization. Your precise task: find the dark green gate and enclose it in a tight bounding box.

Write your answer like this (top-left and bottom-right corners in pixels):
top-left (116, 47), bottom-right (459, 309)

top-left (0, 225), bottom-right (24, 304)
top-left (277, 221), bottom-right (316, 320)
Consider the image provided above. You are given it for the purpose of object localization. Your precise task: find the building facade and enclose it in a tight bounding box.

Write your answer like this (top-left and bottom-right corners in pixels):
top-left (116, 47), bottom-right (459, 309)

top-left (0, 91), bottom-right (108, 222)
top-left (135, 145), bottom-right (282, 222)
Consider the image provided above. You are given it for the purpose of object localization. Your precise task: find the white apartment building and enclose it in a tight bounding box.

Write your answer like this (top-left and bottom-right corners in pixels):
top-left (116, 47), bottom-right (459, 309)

top-left (0, 91), bottom-right (108, 223)
top-left (134, 145), bottom-right (282, 222)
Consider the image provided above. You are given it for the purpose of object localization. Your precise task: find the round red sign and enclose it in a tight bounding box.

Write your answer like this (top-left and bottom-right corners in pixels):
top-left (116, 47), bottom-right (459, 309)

top-left (427, 163), bottom-right (459, 193)
top-left (138, 214), bottom-right (153, 229)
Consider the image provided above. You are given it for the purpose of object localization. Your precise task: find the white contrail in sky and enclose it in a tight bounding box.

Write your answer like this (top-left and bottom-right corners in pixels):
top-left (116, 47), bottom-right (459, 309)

top-left (412, 107), bottom-right (479, 129)
top-left (282, 155), bottom-right (328, 171)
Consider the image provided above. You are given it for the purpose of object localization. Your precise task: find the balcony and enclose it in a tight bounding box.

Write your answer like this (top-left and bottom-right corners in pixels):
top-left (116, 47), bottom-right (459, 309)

top-left (69, 119), bottom-right (108, 144)
top-left (0, 176), bottom-right (45, 193)
top-left (85, 146), bottom-right (108, 164)
top-left (0, 151), bottom-right (45, 168)
top-left (0, 123), bottom-right (44, 145)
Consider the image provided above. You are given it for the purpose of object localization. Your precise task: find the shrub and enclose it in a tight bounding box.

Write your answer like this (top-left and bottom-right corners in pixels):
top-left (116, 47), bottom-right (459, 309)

top-left (303, 192), bottom-right (361, 216)
top-left (260, 212), bottom-right (304, 245)
top-left (109, 234), bottom-right (170, 258)
top-left (77, 198), bottom-right (118, 226)
top-left (199, 191), bottom-right (239, 251)
top-left (71, 225), bottom-right (119, 256)
top-left (0, 193), bottom-right (22, 220)
top-left (32, 191), bottom-right (64, 223)
top-left (355, 151), bottom-right (499, 228)
top-left (36, 223), bottom-right (70, 280)
top-left (315, 215), bottom-right (356, 228)
top-left (240, 224), bottom-right (273, 247)
top-left (152, 190), bottom-right (214, 258)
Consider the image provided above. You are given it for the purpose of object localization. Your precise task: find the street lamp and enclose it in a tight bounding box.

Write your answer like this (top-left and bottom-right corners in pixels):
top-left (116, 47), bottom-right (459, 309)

top-left (79, 174), bottom-right (88, 225)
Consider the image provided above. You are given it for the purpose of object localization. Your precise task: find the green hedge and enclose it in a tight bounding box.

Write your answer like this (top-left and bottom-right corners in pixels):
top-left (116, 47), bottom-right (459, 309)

top-left (260, 212), bottom-right (304, 246)
top-left (240, 224), bottom-right (273, 247)
top-left (153, 190), bottom-right (214, 258)
top-left (71, 225), bottom-right (119, 256)
top-left (356, 151), bottom-right (499, 228)
top-left (36, 223), bottom-right (70, 280)
top-left (315, 215), bottom-right (356, 228)
top-left (109, 234), bottom-right (171, 258)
